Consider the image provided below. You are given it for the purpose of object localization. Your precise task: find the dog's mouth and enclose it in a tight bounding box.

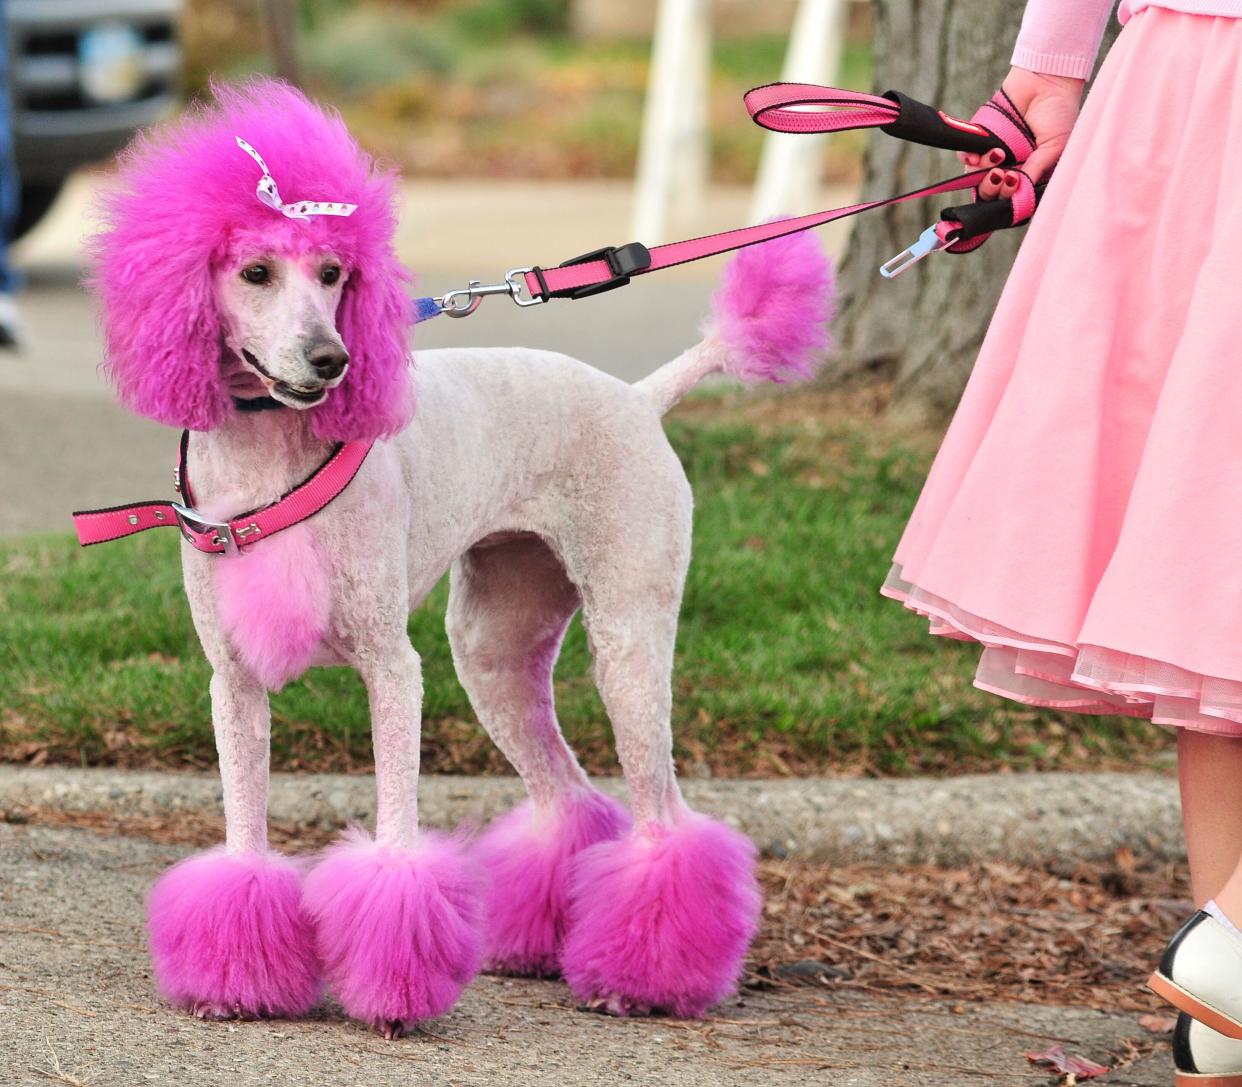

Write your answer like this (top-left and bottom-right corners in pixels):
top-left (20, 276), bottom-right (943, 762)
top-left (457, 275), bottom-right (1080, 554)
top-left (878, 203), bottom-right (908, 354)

top-left (241, 349), bottom-right (329, 408)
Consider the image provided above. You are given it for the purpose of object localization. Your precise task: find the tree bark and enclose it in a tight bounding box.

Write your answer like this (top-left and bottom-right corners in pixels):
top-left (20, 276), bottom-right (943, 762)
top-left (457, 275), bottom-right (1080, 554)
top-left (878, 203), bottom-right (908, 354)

top-left (262, 0), bottom-right (302, 87)
top-left (828, 0), bottom-right (1118, 426)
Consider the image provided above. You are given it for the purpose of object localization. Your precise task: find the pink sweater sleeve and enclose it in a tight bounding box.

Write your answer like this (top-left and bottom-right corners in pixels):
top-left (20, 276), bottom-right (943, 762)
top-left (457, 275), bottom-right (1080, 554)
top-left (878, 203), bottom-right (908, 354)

top-left (1011, 0), bottom-right (1117, 79)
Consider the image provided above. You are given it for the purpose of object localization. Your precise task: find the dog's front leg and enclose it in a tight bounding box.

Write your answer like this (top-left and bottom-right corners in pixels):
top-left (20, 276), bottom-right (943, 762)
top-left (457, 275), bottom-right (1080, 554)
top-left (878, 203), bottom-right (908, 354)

top-left (146, 666), bottom-right (320, 1020)
top-left (303, 641), bottom-right (488, 1037)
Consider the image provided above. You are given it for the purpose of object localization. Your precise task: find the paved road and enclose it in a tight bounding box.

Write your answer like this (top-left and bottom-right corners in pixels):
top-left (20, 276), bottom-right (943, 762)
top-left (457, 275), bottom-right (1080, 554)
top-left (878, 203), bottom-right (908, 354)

top-left (2, 821), bottom-right (1172, 1087)
top-left (0, 175), bottom-right (859, 538)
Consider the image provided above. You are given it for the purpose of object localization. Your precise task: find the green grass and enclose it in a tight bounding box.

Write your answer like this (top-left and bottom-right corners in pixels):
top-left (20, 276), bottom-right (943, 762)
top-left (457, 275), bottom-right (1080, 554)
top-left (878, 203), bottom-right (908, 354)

top-left (0, 406), bottom-right (1167, 777)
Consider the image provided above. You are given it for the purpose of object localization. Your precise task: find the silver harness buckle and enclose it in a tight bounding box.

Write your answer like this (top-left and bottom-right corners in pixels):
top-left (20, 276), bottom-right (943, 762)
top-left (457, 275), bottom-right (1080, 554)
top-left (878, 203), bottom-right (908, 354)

top-left (170, 502), bottom-right (237, 556)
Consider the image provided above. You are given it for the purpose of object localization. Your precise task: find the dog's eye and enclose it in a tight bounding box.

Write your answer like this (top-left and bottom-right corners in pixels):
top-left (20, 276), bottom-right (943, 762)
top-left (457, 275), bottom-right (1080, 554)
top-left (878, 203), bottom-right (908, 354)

top-left (320, 265), bottom-right (341, 286)
top-left (241, 264), bottom-right (270, 285)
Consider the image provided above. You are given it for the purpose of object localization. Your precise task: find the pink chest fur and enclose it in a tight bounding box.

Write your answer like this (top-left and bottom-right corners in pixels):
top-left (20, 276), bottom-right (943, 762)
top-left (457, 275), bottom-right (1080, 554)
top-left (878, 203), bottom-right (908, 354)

top-left (213, 524), bottom-right (332, 690)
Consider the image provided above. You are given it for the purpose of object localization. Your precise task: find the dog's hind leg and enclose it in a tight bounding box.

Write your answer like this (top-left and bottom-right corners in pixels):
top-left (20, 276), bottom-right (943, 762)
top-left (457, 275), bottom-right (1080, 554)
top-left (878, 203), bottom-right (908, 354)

top-left (554, 465), bottom-right (762, 1018)
top-left (302, 638), bottom-right (488, 1037)
top-left (446, 535), bottom-right (630, 978)
top-left (146, 667), bottom-right (320, 1020)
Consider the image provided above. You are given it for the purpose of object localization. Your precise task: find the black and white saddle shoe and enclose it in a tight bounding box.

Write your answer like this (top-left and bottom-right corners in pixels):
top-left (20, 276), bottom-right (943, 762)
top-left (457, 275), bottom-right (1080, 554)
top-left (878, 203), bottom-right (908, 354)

top-left (1175, 1012), bottom-right (1242, 1086)
top-left (1150, 911), bottom-right (1242, 1040)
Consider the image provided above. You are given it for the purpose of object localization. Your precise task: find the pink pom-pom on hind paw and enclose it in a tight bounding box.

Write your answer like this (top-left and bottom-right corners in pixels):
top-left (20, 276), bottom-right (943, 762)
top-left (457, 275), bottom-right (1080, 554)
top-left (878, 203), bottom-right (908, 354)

top-left (560, 813), bottom-right (762, 1018)
top-left (147, 850), bottom-right (320, 1019)
top-left (473, 789), bottom-right (631, 977)
top-left (302, 828), bottom-right (488, 1035)
top-left (709, 225), bottom-right (836, 384)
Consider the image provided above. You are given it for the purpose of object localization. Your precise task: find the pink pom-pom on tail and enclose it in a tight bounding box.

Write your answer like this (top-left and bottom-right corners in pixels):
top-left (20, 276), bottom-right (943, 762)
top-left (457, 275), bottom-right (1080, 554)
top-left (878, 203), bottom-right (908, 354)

top-left (709, 225), bottom-right (836, 384)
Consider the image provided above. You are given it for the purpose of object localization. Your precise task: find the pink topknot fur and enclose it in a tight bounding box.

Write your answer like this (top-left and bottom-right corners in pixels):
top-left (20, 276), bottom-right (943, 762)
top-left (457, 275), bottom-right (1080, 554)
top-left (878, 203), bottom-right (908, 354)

top-left (709, 226), bottom-right (836, 384)
top-left (90, 78), bottom-right (415, 441)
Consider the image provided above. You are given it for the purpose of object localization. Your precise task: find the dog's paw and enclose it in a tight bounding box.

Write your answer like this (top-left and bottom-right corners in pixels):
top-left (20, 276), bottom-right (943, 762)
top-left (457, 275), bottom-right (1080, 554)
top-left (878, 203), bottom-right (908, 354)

top-left (148, 850), bottom-right (320, 1020)
top-left (303, 828), bottom-right (488, 1032)
top-left (192, 1001), bottom-right (257, 1022)
top-left (582, 993), bottom-right (656, 1018)
top-left (473, 789), bottom-right (630, 978)
top-left (560, 813), bottom-right (762, 1019)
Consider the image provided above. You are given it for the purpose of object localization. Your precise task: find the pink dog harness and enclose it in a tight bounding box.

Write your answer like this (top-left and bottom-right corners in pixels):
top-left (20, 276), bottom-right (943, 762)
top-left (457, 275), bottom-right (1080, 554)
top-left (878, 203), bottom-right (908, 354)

top-left (73, 431), bottom-right (372, 555)
top-left (434, 83), bottom-right (1041, 316)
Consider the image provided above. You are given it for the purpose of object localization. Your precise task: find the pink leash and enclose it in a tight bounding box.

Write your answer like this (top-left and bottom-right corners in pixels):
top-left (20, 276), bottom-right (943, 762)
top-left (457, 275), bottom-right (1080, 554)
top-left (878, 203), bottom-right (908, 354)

top-left (436, 82), bottom-right (1040, 317)
top-left (73, 431), bottom-right (372, 555)
top-left (73, 83), bottom-right (1037, 556)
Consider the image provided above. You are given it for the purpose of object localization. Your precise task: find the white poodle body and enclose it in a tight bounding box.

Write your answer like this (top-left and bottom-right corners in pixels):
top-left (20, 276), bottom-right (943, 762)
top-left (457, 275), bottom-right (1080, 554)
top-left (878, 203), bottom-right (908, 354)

top-left (184, 345), bottom-right (702, 855)
top-left (90, 78), bottom-right (833, 1035)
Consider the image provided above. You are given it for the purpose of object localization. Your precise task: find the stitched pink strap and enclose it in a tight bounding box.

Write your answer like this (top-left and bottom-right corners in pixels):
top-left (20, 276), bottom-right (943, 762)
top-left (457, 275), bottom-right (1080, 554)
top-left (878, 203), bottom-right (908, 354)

top-left (972, 91), bottom-right (1037, 165)
top-left (73, 439), bottom-right (372, 554)
top-left (942, 91), bottom-right (1039, 254)
top-left (73, 501), bottom-right (181, 546)
top-left (743, 84), bottom-right (900, 134)
top-left (523, 170), bottom-right (993, 299)
top-left (524, 82), bottom-right (1039, 299)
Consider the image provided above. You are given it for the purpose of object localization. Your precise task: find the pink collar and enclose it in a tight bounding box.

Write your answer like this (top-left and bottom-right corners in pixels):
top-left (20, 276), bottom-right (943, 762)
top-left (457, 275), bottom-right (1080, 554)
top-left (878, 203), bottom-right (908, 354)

top-left (73, 430), bottom-right (373, 555)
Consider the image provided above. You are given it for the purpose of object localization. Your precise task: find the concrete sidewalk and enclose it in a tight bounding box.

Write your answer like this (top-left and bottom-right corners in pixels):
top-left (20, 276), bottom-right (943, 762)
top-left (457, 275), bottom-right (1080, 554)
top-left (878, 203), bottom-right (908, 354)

top-left (1, 822), bottom-right (1173, 1087)
top-left (0, 766), bottom-right (1185, 866)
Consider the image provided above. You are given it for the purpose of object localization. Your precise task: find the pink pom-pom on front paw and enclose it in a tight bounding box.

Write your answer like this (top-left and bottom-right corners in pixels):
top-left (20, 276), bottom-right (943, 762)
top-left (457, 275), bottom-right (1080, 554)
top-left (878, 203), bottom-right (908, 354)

top-left (709, 225), bottom-right (836, 384)
top-left (473, 789), bottom-right (631, 977)
top-left (560, 813), bottom-right (762, 1018)
top-left (302, 828), bottom-right (488, 1035)
top-left (147, 849), bottom-right (320, 1019)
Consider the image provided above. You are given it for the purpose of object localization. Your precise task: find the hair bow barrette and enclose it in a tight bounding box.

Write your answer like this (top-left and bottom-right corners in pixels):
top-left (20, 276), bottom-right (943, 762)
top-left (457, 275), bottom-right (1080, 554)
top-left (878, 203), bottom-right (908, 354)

top-left (235, 137), bottom-right (357, 221)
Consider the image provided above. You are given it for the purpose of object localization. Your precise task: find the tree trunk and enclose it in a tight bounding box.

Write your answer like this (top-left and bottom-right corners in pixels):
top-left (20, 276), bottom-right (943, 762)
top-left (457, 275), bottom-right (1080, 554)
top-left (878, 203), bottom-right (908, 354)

top-left (828, 0), bottom-right (1118, 426)
top-left (262, 0), bottom-right (302, 87)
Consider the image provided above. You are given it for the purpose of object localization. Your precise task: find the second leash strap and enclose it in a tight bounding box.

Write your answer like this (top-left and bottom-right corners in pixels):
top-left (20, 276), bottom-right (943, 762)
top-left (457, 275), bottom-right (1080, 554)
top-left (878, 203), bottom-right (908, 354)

top-left (434, 82), bottom-right (1043, 313)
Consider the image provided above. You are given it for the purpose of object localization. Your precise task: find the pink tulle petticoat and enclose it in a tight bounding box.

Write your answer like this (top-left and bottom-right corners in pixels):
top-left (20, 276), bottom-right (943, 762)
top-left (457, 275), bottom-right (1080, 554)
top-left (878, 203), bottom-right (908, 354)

top-left (888, 8), bottom-right (1242, 738)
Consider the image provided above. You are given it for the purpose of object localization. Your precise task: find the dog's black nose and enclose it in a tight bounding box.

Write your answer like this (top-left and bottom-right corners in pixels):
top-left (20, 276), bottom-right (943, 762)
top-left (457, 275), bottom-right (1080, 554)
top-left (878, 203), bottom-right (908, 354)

top-left (307, 342), bottom-right (349, 380)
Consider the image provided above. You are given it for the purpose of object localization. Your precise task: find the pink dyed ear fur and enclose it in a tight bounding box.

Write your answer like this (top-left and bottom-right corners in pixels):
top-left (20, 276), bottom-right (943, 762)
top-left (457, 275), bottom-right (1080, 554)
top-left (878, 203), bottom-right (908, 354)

top-left (90, 78), bottom-right (416, 439)
top-left (92, 170), bottom-right (232, 431)
top-left (312, 258), bottom-right (416, 443)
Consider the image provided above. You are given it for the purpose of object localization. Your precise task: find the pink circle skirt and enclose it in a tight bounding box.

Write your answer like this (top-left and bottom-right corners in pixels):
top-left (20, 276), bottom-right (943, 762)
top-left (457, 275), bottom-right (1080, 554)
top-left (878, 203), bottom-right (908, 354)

top-left (885, 7), bottom-right (1242, 736)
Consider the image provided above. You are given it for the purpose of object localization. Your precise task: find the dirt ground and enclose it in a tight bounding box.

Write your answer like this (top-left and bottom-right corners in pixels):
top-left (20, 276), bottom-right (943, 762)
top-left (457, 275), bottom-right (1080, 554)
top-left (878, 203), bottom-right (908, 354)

top-left (1, 813), bottom-right (1187, 1086)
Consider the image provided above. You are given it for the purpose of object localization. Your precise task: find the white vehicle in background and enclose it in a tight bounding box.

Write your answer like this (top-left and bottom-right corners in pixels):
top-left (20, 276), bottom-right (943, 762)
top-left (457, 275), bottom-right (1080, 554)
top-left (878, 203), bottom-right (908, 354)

top-left (8, 0), bottom-right (183, 238)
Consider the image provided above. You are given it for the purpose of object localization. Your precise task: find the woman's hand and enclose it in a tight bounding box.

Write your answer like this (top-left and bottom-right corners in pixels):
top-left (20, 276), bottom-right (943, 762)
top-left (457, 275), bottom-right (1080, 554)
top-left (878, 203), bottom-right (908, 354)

top-left (964, 68), bottom-right (1086, 201)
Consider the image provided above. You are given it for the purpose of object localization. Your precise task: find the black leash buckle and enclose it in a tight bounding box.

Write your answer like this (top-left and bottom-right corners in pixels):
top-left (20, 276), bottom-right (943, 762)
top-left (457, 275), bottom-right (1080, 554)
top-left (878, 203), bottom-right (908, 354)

top-left (534, 241), bottom-right (652, 301)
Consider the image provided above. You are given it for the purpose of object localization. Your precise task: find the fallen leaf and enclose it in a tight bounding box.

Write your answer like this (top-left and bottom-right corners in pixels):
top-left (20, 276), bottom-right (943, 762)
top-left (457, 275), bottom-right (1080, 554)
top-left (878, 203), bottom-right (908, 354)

top-left (1139, 1014), bottom-right (1177, 1034)
top-left (1025, 1046), bottom-right (1109, 1079)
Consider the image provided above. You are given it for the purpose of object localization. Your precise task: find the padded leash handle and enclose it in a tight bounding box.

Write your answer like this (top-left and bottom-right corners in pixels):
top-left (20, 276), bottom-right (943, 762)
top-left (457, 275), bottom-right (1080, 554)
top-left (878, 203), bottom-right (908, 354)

top-left (882, 89), bottom-right (1042, 271)
top-left (940, 176), bottom-right (1048, 248)
top-left (743, 83), bottom-right (1033, 166)
top-left (878, 90), bottom-right (1018, 164)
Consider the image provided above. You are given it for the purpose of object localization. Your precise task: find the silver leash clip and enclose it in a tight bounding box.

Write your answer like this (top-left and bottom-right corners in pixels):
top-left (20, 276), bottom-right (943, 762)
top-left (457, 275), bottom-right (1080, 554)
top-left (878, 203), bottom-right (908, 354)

top-left (438, 267), bottom-right (546, 318)
top-left (880, 224), bottom-right (954, 279)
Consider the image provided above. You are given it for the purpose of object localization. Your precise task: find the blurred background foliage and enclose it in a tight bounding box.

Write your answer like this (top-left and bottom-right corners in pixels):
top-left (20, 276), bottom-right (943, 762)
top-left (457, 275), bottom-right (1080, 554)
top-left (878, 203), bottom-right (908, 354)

top-left (182, 0), bottom-right (872, 181)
